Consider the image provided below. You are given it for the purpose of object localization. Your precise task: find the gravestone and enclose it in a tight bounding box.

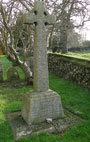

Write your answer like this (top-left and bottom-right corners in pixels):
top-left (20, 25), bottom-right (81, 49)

top-left (0, 62), bottom-right (3, 82)
top-left (7, 67), bottom-right (19, 81)
top-left (22, 0), bottom-right (64, 125)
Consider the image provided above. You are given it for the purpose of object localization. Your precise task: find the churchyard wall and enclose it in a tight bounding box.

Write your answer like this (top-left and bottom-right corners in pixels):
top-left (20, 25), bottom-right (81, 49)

top-left (48, 53), bottom-right (90, 89)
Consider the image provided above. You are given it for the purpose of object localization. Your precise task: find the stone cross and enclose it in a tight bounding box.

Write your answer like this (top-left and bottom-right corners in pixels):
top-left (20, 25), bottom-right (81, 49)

top-left (23, 0), bottom-right (55, 92)
top-left (22, 0), bottom-right (64, 125)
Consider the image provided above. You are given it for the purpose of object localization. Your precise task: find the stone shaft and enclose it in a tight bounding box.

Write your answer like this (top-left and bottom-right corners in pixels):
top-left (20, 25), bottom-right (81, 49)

top-left (22, 1), bottom-right (64, 125)
top-left (23, 1), bottom-right (55, 91)
top-left (34, 21), bottom-right (49, 92)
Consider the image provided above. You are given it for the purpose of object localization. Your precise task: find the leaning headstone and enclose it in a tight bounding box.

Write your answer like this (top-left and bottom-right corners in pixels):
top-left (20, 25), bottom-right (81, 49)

top-left (22, 0), bottom-right (64, 125)
top-left (7, 67), bottom-right (19, 81)
top-left (0, 62), bottom-right (3, 82)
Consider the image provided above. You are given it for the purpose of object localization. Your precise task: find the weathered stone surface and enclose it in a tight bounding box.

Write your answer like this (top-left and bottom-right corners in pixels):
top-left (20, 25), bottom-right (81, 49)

top-left (48, 53), bottom-right (90, 89)
top-left (0, 62), bottom-right (3, 82)
top-left (23, 0), bottom-right (55, 92)
top-left (7, 67), bottom-right (19, 81)
top-left (22, 0), bottom-right (64, 125)
top-left (7, 111), bottom-right (83, 140)
top-left (22, 90), bottom-right (64, 125)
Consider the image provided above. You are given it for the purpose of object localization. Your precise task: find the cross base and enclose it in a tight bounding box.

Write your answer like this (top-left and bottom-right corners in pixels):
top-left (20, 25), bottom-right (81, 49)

top-left (22, 90), bottom-right (64, 125)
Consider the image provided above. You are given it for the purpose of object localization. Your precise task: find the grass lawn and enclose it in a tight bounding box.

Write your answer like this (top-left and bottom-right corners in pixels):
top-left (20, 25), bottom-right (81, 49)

top-left (0, 55), bottom-right (25, 80)
top-left (51, 51), bottom-right (90, 60)
top-left (67, 52), bottom-right (90, 60)
top-left (0, 56), bottom-right (90, 142)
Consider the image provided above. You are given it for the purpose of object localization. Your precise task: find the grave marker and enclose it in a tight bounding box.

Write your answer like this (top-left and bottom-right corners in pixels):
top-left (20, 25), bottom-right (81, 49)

top-left (22, 0), bottom-right (64, 125)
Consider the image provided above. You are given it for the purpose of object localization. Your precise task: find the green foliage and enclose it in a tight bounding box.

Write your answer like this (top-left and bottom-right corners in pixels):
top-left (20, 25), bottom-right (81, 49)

top-left (82, 40), bottom-right (90, 48)
top-left (51, 35), bottom-right (60, 53)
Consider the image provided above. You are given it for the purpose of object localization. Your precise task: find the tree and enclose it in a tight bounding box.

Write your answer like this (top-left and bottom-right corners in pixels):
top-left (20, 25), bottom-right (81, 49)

top-left (51, 34), bottom-right (60, 53)
top-left (48, 0), bottom-right (90, 53)
top-left (82, 40), bottom-right (90, 48)
top-left (67, 30), bottom-right (82, 49)
top-left (0, 1), bottom-right (33, 84)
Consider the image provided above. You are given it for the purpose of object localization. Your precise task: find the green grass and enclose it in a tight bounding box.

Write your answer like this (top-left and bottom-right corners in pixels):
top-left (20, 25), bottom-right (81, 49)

top-left (0, 55), bottom-right (25, 80)
top-left (0, 56), bottom-right (90, 142)
top-left (67, 52), bottom-right (90, 60)
top-left (49, 74), bottom-right (90, 120)
top-left (52, 51), bottom-right (90, 60)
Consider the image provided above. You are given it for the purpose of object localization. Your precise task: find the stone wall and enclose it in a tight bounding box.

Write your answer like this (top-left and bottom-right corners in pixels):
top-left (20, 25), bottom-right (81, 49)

top-left (48, 53), bottom-right (90, 89)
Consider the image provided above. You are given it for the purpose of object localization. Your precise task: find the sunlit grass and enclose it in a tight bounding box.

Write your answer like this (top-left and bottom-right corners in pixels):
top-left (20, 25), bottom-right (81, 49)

top-left (0, 55), bottom-right (25, 80)
top-left (67, 52), bottom-right (90, 60)
top-left (48, 51), bottom-right (90, 60)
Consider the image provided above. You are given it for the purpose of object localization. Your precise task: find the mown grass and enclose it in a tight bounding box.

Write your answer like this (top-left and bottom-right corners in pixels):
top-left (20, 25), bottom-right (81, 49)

top-left (58, 51), bottom-right (90, 60)
top-left (49, 74), bottom-right (90, 120)
top-left (0, 56), bottom-right (90, 142)
top-left (0, 55), bottom-right (25, 80)
top-left (67, 52), bottom-right (90, 60)
top-left (49, 51), bottom-right (90, 60)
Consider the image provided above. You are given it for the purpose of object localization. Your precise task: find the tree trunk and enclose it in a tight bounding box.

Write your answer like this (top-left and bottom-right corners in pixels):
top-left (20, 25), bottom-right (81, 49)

top-left (20, 62), bottom-right (33, 85)
top-left (7, 55), bottom-right (33, 85)
top-left (61, 29), bottom-right (68, 54)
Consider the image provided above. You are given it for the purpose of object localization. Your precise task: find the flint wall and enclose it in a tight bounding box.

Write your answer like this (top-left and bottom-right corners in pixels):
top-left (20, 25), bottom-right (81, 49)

top-left (48, 53), bottom-right (90, 89)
